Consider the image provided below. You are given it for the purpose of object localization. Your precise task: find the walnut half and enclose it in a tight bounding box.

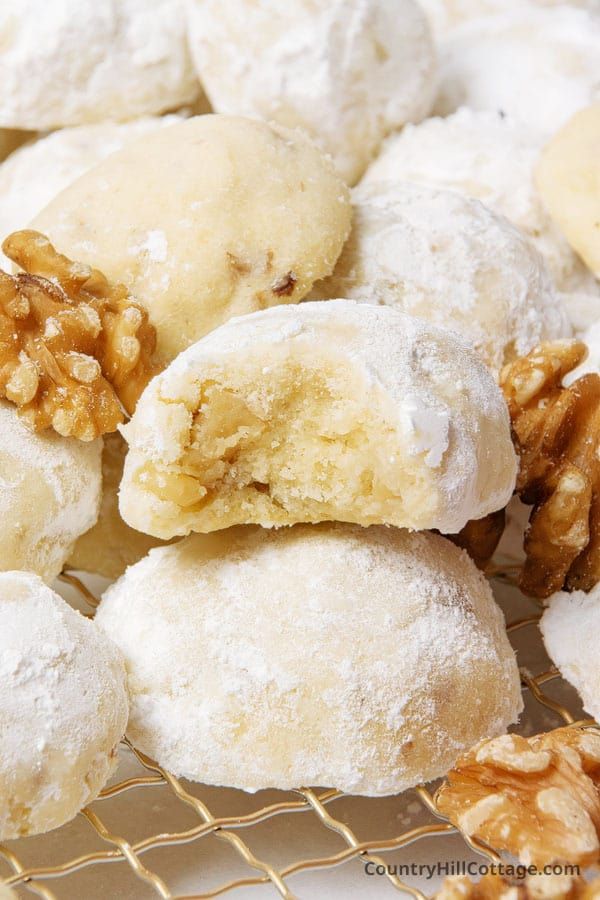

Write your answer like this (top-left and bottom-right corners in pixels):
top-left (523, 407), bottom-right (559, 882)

top-left (450, 340), bottom-right (600, 598)
top-left (436, 727), bottom-right (600, 868)
top-left (0, 230), bottom-right (158, 440)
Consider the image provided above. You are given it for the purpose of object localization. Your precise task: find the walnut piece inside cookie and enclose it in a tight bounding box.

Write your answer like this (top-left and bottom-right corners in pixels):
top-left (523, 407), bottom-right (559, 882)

top-left (0, 230), bottom-right (158, 440)
top-left (436, 727), bottom-right (600, 868)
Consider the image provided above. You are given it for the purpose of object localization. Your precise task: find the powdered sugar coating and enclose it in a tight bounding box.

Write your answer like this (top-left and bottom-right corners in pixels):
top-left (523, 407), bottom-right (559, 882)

top-left (120, 301), bottom-right (516, 538)
top-left (0, 402), bottom-right (102, 582)
top-left (312, 181), bottom-right (569, 373)
top-left (0, 572), bottom-right (128, 839)
top-left (435, 7), bottom-right (600, 136)
top-left (420, 0), bottom-right (600, 38)
top-left (185, 0), bottom-right (436, 184)
top-left (0, 116), bottom-right (184, 267)
top-left (362, 108), bottom-right (598, 299)
top-left (96, 524), bottom-right (522, 795)
top-left (0, 0), bottom-right (198, 129)
top-left (541, 585), bottom-right (600, 724)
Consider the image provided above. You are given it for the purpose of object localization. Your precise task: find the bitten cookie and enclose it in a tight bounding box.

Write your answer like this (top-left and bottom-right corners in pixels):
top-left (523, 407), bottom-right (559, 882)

top-left (119, 301), bottom-right (517, 538)
top-left (33, 116), bottom-right (352, 361)
top-left (0, 401), bottom-right (101, 582)
top-left (96, 525), bottom-right (523, 796)
top-left (0, 0), bottom-right (198, 129)
top-left (312, 181), bottom-right (568, 373)
top-left (185, 0), bottom-right (435, 184)
top-left (0, 572), bottom-right (128, 839)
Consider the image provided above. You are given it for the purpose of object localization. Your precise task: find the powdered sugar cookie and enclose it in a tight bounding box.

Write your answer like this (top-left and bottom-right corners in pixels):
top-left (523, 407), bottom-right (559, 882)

top-left (0, 572), bottom-right (128, 839)
top-left (34, 116), bottom-right (352, 361)
top-left (312, 181), bottom-right (569, 373)
top-left (0, 0), bottom-right (198, 129)
top-left (185, 0), bottom-right (436, 184)
top-left (119, 301), bottom-right (517, 539)
top-left (541, 585), bottom-right (600, 724)
top-left (0, 116), bottom-right (184, 263)
top-left (537, 104), bottom-right (600, 281)
top-left (96, 525), bottom-right (522, 795)
top-left (435, 8), bottom-right (600, 137)
top-left (0, 402), bottom-right (101, 582)
top-left (362, 108), bottom-right (598, 300)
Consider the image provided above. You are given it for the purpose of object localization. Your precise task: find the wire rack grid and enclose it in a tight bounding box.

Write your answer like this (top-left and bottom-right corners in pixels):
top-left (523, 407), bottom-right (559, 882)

top-left (0, 567), bottom-right (596, 900)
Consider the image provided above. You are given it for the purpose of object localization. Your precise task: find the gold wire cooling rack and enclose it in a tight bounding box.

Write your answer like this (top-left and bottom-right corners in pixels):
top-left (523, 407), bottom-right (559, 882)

top-left (0, 567), bottom-right (597, 900)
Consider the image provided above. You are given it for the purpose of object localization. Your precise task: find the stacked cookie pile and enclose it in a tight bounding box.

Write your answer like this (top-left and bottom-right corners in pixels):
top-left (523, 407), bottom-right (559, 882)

top-left (0, 2), bottom-right (599, 891)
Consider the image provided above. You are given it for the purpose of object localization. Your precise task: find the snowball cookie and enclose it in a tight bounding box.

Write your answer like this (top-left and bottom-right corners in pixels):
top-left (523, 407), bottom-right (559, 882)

top-left (434, 8), bottom-right (600, 137)
top-left (185, 0), bottom-right (436, 185)
top-left (34, 116), bottom-right (352, 361)
top-left (119, 301), bottom-right (517, 539)
top-left (0, 116), bottom-right (184, 266)
top-left (0, 0), bottom-right (198, 129)
top-left (541, 586), bottom-right (600, 725)
top-left (0, 572), bottom-right (128, 839)
top-left (96, 524), bottom-right (523, 795)
top-left (420, 0), bottom-right (600, 37)
top-left (0, 402), bottom-right (102, 583)
top-left (537, 105), bottom-right (600, 280)
top-left (69, 434), bottom-right (166, 580)
top-left (362, 108), bottom-right (596, 297)
top-left (312, 181), bottom-right (569, 374)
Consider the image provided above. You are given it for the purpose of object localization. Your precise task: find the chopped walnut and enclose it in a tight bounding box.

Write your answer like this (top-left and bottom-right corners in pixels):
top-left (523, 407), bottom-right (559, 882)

top-left (437, 874), bottom-right (600, 900)
top-left (451, 340), bottom-right (600, 597)
top-left (436, 727), bottom-right (600, 868)
top-left (0, 230), bottom-right (158, 440)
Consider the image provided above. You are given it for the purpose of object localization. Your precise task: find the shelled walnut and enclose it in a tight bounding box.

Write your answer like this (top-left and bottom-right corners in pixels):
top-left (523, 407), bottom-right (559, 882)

top-left (437, 874), bottom-right (600, 900)
top-left (0, 230), bottom-right (158, 440)
top-left (451, 340), bottom-right (600, 598)
top-left (436, 727), bottom-right (600, 868)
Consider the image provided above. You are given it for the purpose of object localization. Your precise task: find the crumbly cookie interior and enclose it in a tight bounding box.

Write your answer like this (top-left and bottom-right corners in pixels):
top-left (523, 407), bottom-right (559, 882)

top-left (135, 358), bottom-right (437, 535)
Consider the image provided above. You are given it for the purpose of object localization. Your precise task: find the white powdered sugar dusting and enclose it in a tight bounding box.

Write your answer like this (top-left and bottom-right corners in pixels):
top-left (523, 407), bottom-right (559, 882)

top-left (96, 525), bottom-right (522, 795)
top-left (541, 586), bottom-right (600, 724)
top-left (312, 180), bottom-right (569, 373)
top-left (0, 401), bottom-right (102, 582)
top-left (0, 572), bottom-right (128, 839)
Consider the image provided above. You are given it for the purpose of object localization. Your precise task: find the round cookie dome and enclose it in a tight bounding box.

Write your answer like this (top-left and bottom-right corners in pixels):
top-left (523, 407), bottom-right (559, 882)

top-left (362, 108), bottom-right (597, 298)
top-left (33, 115), bottom-right (352, 361)
top-left (0, 572), bottom-right (128, 839)
top-left (185, 0), bottom-right (436, 184)
top-left (0, 116), bottom-right (184, 266)
top-left (0, 401), bottom-right (101, 582)
top-left (96, 525), bottom-right (523, 796)
top-left (435, 7), bottom-right (600, 137)
top-left (0, 0), bottom-right (198, 129)
top-left (312, 181), bottom-right (569, 373)
top-left (119, 301), bottom-right (517, 539)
